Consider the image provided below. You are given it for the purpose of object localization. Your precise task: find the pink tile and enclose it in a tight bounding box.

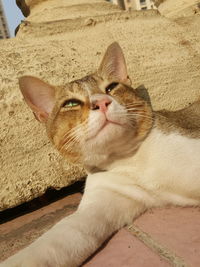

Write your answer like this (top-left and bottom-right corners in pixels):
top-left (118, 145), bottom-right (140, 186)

top-left (135, 207), bottom-right (200, 267)
top-left (84, 229), bottom-right (169, 267)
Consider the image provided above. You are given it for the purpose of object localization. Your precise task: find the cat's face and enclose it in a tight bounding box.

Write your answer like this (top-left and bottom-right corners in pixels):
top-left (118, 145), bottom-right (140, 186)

top-left (19, 42), bottom-right (153, 169)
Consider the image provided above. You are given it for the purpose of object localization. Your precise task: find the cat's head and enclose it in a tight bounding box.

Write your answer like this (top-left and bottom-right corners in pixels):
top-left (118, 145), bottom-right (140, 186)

top-left (19, 42), bottom-right (153, 169)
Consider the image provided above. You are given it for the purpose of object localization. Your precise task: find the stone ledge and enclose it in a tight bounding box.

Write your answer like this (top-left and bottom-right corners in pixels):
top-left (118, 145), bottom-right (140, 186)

top-left (17, 9), bottom-right (159, 38)
top-left (26, 2), bottom-right (122, 22)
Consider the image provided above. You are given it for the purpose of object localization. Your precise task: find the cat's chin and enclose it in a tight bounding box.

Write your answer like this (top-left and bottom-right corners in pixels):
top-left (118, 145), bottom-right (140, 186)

top-left (82, 124), bottom-right (138, 169)
top-left (86, 120), bottom-right (124, 142)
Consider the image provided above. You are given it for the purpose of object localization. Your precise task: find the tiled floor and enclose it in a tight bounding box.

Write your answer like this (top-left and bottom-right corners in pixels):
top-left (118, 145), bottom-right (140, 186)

top-left (134, 207), bottom-right (200, 267)
top-left (84, 229), bottom-right (170, 267)
top-left (1, 185), bottom-right (200, 266)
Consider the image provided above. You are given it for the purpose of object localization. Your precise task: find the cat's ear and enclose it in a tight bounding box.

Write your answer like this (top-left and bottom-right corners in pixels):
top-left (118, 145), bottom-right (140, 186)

top-left (19, 76), bottom-right (55, 122)
top-left (98, 42), bottom-right (131, 85)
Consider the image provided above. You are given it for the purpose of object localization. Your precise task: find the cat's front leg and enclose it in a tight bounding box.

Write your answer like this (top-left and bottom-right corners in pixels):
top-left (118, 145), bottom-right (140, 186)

top-left (1, 172), bottom-right (146, 267)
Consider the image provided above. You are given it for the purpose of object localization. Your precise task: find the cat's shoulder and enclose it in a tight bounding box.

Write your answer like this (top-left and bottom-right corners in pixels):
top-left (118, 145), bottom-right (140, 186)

top-left (154, 100), bottom-right (200, 138)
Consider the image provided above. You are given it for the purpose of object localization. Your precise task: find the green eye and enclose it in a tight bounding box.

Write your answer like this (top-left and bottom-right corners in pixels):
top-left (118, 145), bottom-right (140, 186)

top-left (62, 99), bottom-right (82, 108)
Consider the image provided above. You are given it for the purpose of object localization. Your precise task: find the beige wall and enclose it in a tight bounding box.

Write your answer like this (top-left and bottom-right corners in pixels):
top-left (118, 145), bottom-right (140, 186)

top-left (158, 0), bottom-right (200, 17)
top-left (0, 0), bottom-right (200, 210)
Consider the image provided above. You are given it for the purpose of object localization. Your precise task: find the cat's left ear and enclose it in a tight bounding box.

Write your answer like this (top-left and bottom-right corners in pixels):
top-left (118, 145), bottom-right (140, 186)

top-left (98, 42), bottom-right (131, 85)
top-left (19, 76), bottom-right (55, 123)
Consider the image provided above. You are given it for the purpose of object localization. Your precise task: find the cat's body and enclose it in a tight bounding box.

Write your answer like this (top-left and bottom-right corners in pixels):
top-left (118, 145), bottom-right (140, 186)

top-left (106, 125), bottom-right (200, 205)
top-left (1, 43), bottom-right (200, 267)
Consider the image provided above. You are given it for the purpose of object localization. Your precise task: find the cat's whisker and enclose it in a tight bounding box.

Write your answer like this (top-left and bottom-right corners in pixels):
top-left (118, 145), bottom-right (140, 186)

top-left (125, 111), bottom-right (153, 117)
top-left (62, 119), bottom-right (88, 141)
top-left (126, 105), bottom-right (147, 109)
top-left (59, 119), bottom-right (89, 152)
top-left (125, 106), bottom-right (145, 110)
top-left (61, 130), bottom-right (80, 147)
top-left (109, 111), bottom-right (154, 122)
top-left (61, 130), bottom-right (80, 150)
top-left (125, 101), bottom-right (144, 106)
top-left (126, 108), bottom-right (145, 112)
top-left (127, 112), bottom-right (153, 119)
top-left (60, 136), bottom-right (78, 152)
top-left (62, 132), bottom-right (84, 153)
top-left (125, 106), bottom-right (144, 109)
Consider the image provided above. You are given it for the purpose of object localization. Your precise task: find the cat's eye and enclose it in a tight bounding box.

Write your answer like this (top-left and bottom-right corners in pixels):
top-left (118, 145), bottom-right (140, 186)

top-left (61, 99), bottom-right (82, 108)
top-left (105, 82), bottom-right (119, 94)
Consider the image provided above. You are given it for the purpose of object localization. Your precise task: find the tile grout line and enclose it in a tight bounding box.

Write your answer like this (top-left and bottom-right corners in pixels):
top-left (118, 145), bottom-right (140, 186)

top-left (126, 224), bottom-right (188, 267)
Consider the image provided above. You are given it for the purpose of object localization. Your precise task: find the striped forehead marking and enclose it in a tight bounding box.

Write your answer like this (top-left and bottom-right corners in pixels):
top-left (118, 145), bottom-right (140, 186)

top-left (75, 75), bottom-right (101, 96)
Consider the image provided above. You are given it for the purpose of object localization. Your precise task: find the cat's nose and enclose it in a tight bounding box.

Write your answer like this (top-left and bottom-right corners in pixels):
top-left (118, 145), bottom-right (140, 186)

top-left (91, 96), bottom-right (112, 112)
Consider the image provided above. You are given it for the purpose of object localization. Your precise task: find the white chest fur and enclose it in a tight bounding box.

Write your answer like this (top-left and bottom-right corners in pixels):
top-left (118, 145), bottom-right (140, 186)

top-left (99, 128), bottom-right (200, 207)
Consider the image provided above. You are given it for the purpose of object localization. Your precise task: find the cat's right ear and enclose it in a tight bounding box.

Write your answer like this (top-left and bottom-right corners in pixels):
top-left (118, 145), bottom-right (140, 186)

top-left (19, 76), bottom-right (55, 123)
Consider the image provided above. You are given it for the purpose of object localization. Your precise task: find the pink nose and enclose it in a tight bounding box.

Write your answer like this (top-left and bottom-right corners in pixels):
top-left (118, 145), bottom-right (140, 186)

top-left (92, 97), bottom-right (112, 112)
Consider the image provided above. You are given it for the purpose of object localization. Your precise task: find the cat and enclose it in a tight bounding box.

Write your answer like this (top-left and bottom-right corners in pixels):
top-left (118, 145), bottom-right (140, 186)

top-left (1, 42), bottom-right (200, 267)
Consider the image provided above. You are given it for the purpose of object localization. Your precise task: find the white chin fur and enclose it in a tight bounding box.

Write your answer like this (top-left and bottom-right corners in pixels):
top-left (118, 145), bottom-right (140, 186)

top-left (82, 101), bottom-right (137, 168)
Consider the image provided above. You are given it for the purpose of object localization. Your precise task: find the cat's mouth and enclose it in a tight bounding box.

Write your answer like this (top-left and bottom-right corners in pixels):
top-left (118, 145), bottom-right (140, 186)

top-left (86, 119), bottom-right (124, 141)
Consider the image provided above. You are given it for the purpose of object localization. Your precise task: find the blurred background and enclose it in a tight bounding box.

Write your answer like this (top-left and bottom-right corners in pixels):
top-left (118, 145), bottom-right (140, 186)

top-left (0, 0), bottom-right (24, 38)
top-left (0, 0), bottom-right (156, 39)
